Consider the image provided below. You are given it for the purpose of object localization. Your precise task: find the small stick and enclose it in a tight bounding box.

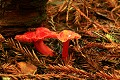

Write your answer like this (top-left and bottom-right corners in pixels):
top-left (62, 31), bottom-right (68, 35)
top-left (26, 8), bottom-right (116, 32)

top-left (72, 4), bottom-right (108, 33)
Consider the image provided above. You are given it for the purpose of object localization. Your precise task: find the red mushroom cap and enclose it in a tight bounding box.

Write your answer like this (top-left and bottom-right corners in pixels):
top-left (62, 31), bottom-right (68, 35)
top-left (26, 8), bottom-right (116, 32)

top-left (33, 27), bottom-right (58, 42)
top-left (15, 27), bottom-right (58, 42)
top-left (57, 30), bottom-right (81, 42)
top-left (15, 31), bottom-right (36, 43)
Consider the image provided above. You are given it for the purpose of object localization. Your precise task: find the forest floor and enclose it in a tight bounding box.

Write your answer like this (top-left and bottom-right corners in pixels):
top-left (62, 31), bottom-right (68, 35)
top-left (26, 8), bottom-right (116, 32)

top-left (0, 0), bottom-right (120, 80)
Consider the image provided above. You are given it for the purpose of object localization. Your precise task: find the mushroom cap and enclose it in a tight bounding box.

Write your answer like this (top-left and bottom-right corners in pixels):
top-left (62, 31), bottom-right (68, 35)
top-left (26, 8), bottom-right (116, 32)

top-left (57, 30), bottom-right (81, 42)
top-left (33, 27), bottom-right (58, 41)
top-left (15, 27), bottom-right (58, 42)
top-left (15, 31), bottom-right (36, 42)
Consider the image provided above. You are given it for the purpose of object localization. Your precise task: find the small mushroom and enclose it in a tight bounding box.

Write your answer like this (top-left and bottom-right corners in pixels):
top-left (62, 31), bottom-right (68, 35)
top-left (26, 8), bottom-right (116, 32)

top-left (15, 27), bottom-right (58, 56)
top-left (57, 30), bottom-right (81, 60)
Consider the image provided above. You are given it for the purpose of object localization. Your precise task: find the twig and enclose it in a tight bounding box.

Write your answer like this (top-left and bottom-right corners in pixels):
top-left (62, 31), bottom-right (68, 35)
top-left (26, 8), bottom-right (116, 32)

top-left (47, 64), bottom-right (95, 78)
top-left (72, 4), bottom-right (108, 33)
top-left (0, 73), bottom-right (81, 79)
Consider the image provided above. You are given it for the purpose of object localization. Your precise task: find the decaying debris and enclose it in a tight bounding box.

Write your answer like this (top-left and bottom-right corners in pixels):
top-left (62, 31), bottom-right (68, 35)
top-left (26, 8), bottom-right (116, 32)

top-left (0, 0), bottom-right (48, 37)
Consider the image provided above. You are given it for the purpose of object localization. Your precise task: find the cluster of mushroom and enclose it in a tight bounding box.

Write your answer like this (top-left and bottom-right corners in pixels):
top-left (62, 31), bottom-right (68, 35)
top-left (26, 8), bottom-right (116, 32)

top-left (15, 27), bottom-right (81, 60)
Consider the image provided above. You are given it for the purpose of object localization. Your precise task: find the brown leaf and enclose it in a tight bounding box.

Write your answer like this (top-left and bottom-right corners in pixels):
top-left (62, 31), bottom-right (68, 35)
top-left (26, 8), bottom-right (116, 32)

top-left (17, 62), bottom-right (37, 74)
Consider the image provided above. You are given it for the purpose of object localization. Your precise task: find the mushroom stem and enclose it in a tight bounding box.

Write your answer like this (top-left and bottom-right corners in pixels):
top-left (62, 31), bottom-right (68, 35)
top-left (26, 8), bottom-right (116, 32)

top-left (62, 40), bottom-right (70, 60)
top-left (34, 40), bottom-right (54, 56)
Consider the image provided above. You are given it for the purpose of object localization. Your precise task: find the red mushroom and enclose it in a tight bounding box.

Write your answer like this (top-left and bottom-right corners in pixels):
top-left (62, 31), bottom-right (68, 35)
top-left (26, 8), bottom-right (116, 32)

top-left (57, 30), bottom-right (81, 60)
top-left (15, 27), bottom-right (58, 56)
